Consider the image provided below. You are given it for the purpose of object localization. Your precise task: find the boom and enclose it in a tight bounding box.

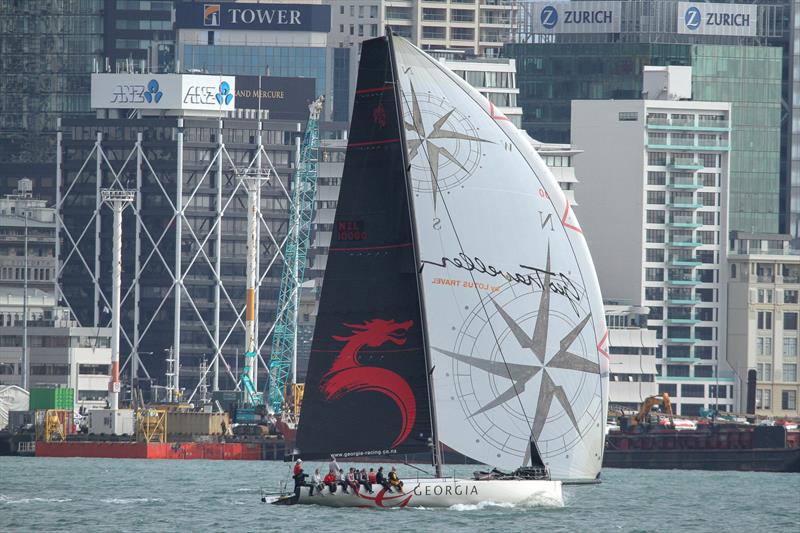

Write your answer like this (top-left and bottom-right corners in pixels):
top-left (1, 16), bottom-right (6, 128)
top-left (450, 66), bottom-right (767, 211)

top-left (266, 96), bottom-right (324, 414)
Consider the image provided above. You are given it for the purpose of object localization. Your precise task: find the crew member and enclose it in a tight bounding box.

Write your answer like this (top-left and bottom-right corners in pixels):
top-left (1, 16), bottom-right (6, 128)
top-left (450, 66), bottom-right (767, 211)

top-left (323, 470), bottom-right (338, 494)
top-left (388, 466), bottom-right (404, 492)
top-left (347, 467), bottom-right (359, 493)
top-left (359, 468), bottom-right (373, 494)
top-left (376, 466), bottom-right (391, 492)
top-left (311, 468), bottom-right (325, 496)
top-left (292, 461), bottom-right (313, 497)
top-left (338, 468), bottom-right (350, 493)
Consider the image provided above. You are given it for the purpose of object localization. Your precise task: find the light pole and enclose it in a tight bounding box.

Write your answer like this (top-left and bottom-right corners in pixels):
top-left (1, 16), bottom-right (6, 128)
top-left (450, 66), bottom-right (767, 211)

top-left (21, 208), bottom-right (28, 391)
top-left (100, 188), bottom-right (135, 411)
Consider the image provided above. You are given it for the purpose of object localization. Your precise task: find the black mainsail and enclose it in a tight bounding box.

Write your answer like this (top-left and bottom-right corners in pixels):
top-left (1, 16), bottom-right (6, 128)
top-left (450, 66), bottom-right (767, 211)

top-left (295, 37), bottom-right (433, 459)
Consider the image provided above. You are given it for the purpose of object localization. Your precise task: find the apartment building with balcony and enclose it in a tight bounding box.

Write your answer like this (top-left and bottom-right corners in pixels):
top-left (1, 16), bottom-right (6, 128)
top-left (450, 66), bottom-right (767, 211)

top-left (605, 304), bottom-right (658, 410)
top-left (330, 1), bottom-right (519, 119)
top-left (571, 67), bottom-right (734, 415)
top-left (727, 232), bottom-right (800, 417)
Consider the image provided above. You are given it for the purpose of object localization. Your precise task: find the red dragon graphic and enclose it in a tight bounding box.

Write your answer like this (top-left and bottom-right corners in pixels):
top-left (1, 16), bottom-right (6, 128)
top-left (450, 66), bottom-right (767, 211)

top-left (320, 319), bottom-right (416, 448)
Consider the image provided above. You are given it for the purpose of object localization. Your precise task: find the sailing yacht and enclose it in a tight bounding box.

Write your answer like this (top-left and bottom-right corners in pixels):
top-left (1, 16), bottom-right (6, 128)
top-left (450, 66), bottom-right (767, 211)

top-left (275, 32), bottom-right (608, 508)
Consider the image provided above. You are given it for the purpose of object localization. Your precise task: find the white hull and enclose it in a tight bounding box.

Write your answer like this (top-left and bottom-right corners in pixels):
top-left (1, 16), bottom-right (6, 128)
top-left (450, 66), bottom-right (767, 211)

top-left (286, 478), bottom-right (563, 509)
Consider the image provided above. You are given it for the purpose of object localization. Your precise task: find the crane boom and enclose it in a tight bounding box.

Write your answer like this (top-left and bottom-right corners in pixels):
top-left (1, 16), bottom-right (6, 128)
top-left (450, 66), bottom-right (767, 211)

top-left (266, 96), bottom-right (324, 414)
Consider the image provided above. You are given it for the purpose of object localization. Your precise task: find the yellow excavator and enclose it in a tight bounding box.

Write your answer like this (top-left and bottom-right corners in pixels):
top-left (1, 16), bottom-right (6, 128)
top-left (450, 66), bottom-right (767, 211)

top-left (634, 393), bottom-right (674, 426)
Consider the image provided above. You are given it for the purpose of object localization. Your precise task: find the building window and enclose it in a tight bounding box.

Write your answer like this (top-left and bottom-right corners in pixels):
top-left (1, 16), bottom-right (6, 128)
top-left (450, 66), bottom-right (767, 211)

top-left (647, 191), bottom-right (666, 205)
top-left (648, 152), bottom-right (667, 166)
top-left (784, 337), bottom-right (798, 359)
top-left (667, 365), bottom-right (690, 377)
top-left (758, 311), bottom-right (773, 330)
top-left (645, 287), bottom-right (664, 301)
top-left (785, 290), bottom-right (799, 304)
top-left (699, 153), bottom-right (719, 168)
top-left (619, 112), bottom-right (638, 121)
top-left (647, 172), bottom-right (666, 186)
top-left (783, 364), bottom-right (797, 382)
top-left (710, 385), bottom-right (728, 398)
top-left (658, 384), bottom-right (677, 396)
top-left (681, 384), bottom-right (705, 398)
top-left (422, 26), bottom-right (446, 39)
top-left (450, 28), bottom-right (475, 41)
top-left (782, 390), bottom-right (797, 410)
top-left (784, 312), bottom-right (798, 331)
top-left (757, 362), bottom-right (773, 381)
top-left (645, 267), bottom-right (664, 281)
top-left (646, 248), bottom-right (665, 262)
top-left (646, 229), bottom-right (665, 243)
top-left (695, 366), bottom-right (713, 378)
top-left (697, 231), bottom-right (715, 245)
top-left (757, 289), bottom-right (773, 303)
top-left (757, 338), bottom-right (773, 357)
top-left (756, 389), bottom-right (772, 409)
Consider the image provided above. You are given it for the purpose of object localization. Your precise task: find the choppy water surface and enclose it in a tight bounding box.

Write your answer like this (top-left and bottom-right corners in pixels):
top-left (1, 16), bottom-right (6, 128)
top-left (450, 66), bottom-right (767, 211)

top-left (1, 457), bottom-right (797, 532)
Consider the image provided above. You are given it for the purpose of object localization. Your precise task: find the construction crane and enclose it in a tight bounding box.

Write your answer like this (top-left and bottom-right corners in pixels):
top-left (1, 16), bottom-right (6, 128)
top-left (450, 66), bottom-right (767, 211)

top-left (266, 95), bottom-right (324, 415)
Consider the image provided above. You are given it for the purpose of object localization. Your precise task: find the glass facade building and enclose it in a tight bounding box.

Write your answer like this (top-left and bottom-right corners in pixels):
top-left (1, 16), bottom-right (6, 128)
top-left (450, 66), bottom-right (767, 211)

top-left (508, 0), bottom-right (790, 234)
top-left (0, 0), bottom-right (103, 194)
top-left (181, 45), bottom-right (327, 101)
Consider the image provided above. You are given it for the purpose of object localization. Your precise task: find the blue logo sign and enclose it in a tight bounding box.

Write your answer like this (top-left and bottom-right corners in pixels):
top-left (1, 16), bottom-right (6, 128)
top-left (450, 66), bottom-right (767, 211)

top-left (541, 5), bottom-right (558, 29)
top-left (684, 6), bottom-right (701, 31)
top-left (143, 79), bottom-right (163, 103)
top-left (216, 81), bottom-right (233, 105)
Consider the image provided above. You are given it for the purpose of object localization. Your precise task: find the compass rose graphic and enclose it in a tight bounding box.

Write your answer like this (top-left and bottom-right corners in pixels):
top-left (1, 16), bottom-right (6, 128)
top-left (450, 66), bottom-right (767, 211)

top-left (433, 246), bottom-right (599, 464)
top-left (403, 82), bottom-right (492, 210)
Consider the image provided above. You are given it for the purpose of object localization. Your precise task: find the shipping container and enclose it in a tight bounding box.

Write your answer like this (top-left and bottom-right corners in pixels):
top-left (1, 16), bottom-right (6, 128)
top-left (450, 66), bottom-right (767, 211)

top-left (29, 388), bottom-right (74, 411)
top-left (166, 412), bottom-right (230, 437)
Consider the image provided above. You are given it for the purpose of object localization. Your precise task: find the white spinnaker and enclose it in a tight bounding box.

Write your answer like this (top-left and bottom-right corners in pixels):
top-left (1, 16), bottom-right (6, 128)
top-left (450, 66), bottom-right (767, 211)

top-left (392, 37), bottom-right (608, 481)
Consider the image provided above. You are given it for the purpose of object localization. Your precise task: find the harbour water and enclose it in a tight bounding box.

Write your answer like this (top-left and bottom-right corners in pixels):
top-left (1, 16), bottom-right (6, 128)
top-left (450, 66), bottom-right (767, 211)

top-left (1, 457), bottom-right (797, 532)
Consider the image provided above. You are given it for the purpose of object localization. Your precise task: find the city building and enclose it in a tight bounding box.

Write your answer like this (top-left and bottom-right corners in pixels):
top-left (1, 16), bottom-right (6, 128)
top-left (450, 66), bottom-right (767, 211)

top-left (329, 1), bottom-right (521, 120)
top-left (525, 136), bottom-right (580, 206)
top-left (435, 54), bottom-right (522, 127)
top-left (605, 303), bottom-right (658, 410)
top-left (507, 0), bottom-right (789, 234)
top-left (175, 1), bottom-right (332, 114)
top-left (571, 68), bottom-right (734, 415)
top-left (727, 232), bottom-right (800, 417)
top-left (58, 72), bottom-right (304, 395)
top-left (0, 0), bottom-right (104, 197)
top-left (0, 180), bottom-right (57, 297)
top-left (791, 0), bottom-right (800, 238)
top-left (330, 0), bottom-right (519, 58)
top-left (0, 289), bottom-right (112, 411)
top-left (105, 0), bottom-right (176, 73)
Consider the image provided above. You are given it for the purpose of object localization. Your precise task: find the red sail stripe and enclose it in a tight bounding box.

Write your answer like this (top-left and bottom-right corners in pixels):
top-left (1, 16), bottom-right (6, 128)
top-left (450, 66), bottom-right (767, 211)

top-left (355, 85), bottom-right (394, 95)
top-left (329, 241), bottom-right (412, 252)
top-left (347, 138), bottom-right (401, 148)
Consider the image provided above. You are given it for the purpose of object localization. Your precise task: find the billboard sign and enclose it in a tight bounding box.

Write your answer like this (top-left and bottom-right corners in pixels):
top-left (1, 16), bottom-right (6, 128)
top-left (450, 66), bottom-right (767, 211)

top-left (677, 2), bottom-right (757, 36)
top-left (529, 1), bottom-right (621, 34)
top-left (91, 74), bottom-right (236, 111)
top-left (234, 76), bottom-right (315, 121)
top-left (176, 2), bottom-right (331, 32)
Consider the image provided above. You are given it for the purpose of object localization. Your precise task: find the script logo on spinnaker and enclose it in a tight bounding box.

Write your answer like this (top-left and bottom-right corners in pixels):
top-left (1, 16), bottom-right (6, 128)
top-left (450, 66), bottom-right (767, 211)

top-left (541, 5), bottom-right (558, 29)
top-left (684, 6), bottom-right (701, 31)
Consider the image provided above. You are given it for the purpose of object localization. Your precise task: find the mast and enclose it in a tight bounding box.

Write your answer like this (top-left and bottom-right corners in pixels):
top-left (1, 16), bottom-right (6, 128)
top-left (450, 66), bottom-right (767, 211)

top-left (386, 29), bottom-right (443, 477)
